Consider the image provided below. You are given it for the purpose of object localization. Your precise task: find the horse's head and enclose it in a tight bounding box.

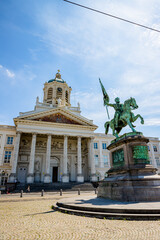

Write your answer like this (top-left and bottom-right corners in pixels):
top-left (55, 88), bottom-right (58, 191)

top-left (130, 97), bottom-right (138, 110)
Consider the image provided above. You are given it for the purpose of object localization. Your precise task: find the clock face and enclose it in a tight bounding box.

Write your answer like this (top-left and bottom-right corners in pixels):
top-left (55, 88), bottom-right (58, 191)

top-left (57, 87), bottom-right (62, 92)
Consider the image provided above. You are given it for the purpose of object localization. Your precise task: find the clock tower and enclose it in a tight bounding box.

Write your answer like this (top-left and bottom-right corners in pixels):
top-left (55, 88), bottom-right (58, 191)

top-left (43, 70), bottom-right (72, 107)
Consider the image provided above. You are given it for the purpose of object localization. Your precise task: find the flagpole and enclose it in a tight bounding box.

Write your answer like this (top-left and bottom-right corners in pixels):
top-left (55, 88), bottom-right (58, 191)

top-left (99, 78), bottom-right (110, 119)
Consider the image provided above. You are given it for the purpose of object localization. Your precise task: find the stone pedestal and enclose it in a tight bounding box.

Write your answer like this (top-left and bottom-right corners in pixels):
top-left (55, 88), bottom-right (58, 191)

top-left (90, 174), bottom-right (98, 182)
top-left (44, 174), bottom-right (51, 183)
top-left (34, 172), bottom-right (41, 182)
top-left (62, 174), bottom-right (69, 183)
top-left (77, 174), bottom-right (84, 183)
top-left (27, 174), bottom-right (34, 184)
top-left (98, 132), bottom-right (160, 202)
top-left (9, 173), bottom-right (16, 183)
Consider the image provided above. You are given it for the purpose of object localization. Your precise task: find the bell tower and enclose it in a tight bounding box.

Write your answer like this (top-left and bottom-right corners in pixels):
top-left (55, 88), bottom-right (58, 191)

top-left (43, 70), bottom-right (72, 107)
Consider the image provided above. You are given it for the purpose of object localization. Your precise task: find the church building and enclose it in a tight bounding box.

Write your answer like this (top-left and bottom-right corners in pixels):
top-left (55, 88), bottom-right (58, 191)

top-left (0, 71), bottom-right (160, 187)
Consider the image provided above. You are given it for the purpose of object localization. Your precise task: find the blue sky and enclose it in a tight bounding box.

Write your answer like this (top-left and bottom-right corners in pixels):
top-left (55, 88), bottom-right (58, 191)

top-left (0, 0), bottom-right (160, 137)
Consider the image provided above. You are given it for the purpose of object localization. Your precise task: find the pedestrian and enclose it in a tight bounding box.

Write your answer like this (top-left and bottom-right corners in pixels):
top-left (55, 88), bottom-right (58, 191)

top-left (27, 185), bottom-right (30, 193)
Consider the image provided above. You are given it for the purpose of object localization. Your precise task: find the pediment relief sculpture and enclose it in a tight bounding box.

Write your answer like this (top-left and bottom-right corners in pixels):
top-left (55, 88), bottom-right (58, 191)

top-left (33, 113), bottom-right (82, 125)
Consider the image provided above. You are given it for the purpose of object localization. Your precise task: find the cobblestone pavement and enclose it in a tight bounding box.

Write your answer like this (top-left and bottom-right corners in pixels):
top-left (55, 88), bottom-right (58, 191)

top-left (1, 192), bottom-right (160, 240)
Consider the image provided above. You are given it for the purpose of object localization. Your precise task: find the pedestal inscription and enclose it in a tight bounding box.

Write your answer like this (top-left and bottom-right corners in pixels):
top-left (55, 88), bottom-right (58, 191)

top-left (112, 149), bottom-right (124, 167)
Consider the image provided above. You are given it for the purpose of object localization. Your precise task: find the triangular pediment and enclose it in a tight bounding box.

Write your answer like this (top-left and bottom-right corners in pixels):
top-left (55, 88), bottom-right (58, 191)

top-left (15, 108), bottom-right (97, 128)
top-left (32, 113), bottom-right (82, 125)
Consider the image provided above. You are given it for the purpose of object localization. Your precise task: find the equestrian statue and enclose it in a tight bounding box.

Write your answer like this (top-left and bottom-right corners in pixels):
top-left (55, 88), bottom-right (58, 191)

top-left (99, 79), bottom-right (144, 138)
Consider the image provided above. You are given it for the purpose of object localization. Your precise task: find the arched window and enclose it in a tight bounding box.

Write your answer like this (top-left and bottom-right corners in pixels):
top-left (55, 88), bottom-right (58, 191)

top-left (65, 91), bottom-right (68, 103)
top-left (56, 87), bottom-right (62, 99)
top-left (47, 88), bottom-right (53, 99)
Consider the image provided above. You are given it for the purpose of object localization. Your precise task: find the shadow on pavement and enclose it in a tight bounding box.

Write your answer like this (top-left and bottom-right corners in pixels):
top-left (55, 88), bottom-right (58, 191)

top-left (24, 210), bottom-right (56, 216)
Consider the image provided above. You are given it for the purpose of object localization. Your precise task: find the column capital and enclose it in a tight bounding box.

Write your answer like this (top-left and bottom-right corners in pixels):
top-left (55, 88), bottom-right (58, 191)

top-left (46, 133), bottom-right (52, 137)
top-left (89, 136), bottom-right (95, 142)
top-left (77, 135), bottom-right (82, 139)
top-left (16, 131), bottom-right (22, 135)
top-left (31, 132), bottom-right (38, 136)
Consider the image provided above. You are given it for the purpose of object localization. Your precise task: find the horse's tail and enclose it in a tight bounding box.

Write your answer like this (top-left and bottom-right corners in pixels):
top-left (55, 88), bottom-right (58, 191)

top-left (104, 121), bottom-right (110, 135)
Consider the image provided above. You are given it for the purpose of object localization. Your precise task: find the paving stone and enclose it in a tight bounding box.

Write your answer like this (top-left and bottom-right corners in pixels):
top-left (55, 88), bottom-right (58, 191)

top-left (0, 192), bottom-right (160, 240)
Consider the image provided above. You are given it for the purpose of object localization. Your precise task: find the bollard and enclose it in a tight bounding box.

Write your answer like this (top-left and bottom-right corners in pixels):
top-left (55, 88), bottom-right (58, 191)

top-left (78, 188), bottom-right (80, 195)
top-left (20, 190), bottom-right (23, 198)
top-left (60, 189), bottom-right (62, 196)
top-left (41, 189), bottom-right (44, 197)
top-left (95, 188), bottom-right (97, 194)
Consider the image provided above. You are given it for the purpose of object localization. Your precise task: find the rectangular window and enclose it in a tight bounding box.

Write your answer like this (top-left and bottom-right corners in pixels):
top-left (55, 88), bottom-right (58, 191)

top-left (94, 154), bottom-right (99, 166)
top-left (153, 146), bottom-right (158, 152)
top-left (102, 143), bottom-right (107, 150)
top-left (94, 142), bottom-right (98, 149)
top-left (103, 155), bottom-right (109, 166)
top-left (1, 173), bottom-right (8, 185)
top-left (156, 157), bottom-right (160, 167)
top-left (4, 151), bottom-right (12, 163)
top-left (7, 136), bottom-right (13, 145)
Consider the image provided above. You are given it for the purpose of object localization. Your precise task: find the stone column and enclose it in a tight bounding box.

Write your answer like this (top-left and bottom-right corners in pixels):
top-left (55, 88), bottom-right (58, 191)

top-left (44, 134), bottom-right (51, 183)
top-left (62, 135), bottom-right (69, 182)
top-left (9, 131), bottom-right (21, 182)
top-left (150, 143), bottom-right (157, 168)
top-left (99, 140), bottom-right (104, 168)
top-left (77, 136), bottom-right (84, 182)
top-left (27, 133), bottom-right (37, 183)
top-left (88, 137), bottom-right (97, 182)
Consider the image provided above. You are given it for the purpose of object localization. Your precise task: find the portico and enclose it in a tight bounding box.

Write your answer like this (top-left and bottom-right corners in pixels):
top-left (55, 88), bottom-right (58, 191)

top-left (9, 111), bottom-right (97, 184)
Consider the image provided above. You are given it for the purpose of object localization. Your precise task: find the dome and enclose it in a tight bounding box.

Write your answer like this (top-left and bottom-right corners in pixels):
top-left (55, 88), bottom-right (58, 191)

top-left (48, 70), bottom-right (65, 83)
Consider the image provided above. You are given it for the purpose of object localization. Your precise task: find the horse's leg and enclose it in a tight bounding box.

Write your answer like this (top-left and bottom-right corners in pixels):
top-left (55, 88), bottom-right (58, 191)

top-left (132, 114), bottom-right (144, 124)
top-left (113, 128), bottom-right (118, 138)
top-left (115, 131), bottom-right (119, 138)
top-left (126, 119), bottom-right (136, 132)
top-left (104, 122), bottom-right (109, 134)
top-left (111, 121), bottom-right (118, 137)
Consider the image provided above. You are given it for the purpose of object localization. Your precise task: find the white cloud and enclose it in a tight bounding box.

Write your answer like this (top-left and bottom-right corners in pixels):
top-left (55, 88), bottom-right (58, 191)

top-left (0, 65), bottom-right (15, 79)
top-left (0, 64), bottom-right (36, 85)
top-left (6, 69), bottom-right (15, 78)
top-left (145, 118), bottom-right (160, 126)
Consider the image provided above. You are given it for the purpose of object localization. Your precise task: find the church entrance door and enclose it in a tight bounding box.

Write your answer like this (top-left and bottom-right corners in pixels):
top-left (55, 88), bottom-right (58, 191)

top-left (52, 167), bottom-right (58, 182)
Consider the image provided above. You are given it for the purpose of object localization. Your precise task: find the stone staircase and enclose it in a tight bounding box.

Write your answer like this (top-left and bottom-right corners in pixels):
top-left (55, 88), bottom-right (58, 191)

top-left (14, 182), bottom-right (95, 193)
top-left (54, 201), bottom-right (160, 220)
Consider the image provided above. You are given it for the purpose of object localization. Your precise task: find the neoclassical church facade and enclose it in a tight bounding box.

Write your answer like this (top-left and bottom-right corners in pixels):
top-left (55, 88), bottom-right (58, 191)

top-left (0, 71), bottom-right (160, 187)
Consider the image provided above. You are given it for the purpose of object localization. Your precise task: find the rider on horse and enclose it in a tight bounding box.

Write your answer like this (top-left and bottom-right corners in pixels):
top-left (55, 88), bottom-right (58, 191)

top-left (99, 78), bottom-right (144, 137)
top-left (104, 97), bottom-right (123, 128)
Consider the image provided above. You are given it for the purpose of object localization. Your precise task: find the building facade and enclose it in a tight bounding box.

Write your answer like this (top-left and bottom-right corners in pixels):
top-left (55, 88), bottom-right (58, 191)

top-left (0, 71), bottom-right (160, 186)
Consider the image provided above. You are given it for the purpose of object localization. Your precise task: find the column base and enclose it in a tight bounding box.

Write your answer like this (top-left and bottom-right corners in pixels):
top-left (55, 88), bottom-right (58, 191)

top-left (35, 172), bottom-right (41, 183)
top-left (27, 174), bottom-right (34, 184)
top-left (77, 174), bottom-right (84, 183)
top-left (62, 174), bottom-right (69, 183)
top-left (44, 174), bottom-right (51, 183)
top-left (8, 173), bottom-right (16, 183)
top-left (90, 174), bottom-right (97, 182)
